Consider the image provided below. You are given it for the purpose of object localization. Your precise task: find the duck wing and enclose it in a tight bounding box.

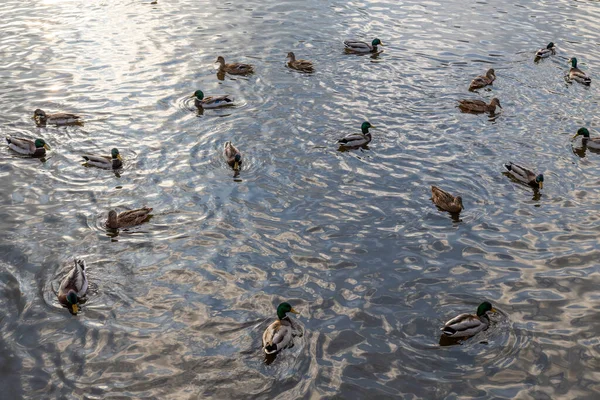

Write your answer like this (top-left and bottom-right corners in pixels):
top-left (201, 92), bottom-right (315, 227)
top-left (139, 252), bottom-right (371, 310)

top-left (344, 40), bottom-right (372, 52)
top-left (441, 313), bottom-right (485, 337)
top-left (504, 162), bottom-right (535, 182)
top-left (6, 137), bottom-right (35, 154)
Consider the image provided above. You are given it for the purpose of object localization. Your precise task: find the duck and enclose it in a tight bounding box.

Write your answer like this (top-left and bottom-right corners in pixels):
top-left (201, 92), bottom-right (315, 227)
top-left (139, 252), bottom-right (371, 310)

top-left (263, 302), bottom-right (300, 354)
top-left (458, 98), bottom-right (502, 114)
top-left (223, 141), bottom-right (242, 171)
top-left (343, 38), bottom-right (383, 54)
top-left (33, 109), bottom-right (82, 126)
top-left (572, 127), bottom-right (600, 149)
top-left (106, 206), bottom-right (153, 229)
top-left (5, 137), bottom-right (50, 157)
top-left (190, 90), bottom-right (234, 109)
top-left (82, 148), bottom-right (123, 169)
top-left (286, 52), bottom-right (314, 73)
top-left (535, 42), bottom-right (556, 59)
top-left (58, 259), bottom-right (88, 315)
top-left (441, 301), bottom-right (497, 338)
top-left (504, 162), bottom-right (544, 189)
top-left (215, 56), bottom-right (254, 75)
top-left (431, 186), bottom-right (464, 213)
top-left (337, 121), bottom-right (374, 148)
top-left (568, 57), bottom-right (591, 85)
top-left (469, 69), bottom-right (496, 91)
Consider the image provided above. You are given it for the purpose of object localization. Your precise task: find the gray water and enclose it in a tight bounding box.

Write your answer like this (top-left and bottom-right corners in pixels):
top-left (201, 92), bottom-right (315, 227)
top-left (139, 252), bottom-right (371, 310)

top-left (1, 0), bottom-right (599, 398)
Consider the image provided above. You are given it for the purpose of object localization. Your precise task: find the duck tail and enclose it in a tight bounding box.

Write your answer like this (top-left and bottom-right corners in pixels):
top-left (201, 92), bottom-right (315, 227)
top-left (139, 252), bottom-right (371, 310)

top-left (504, 163), bottom-right (512, 172)
top-left (75, 259), bottom-right (86, 270)
top-left (5, 137), bottom-right (11, 144)
top-left (264, 344), bottom-right (278, 354)
top-left (584, 77), bottom-right (592, 85)
top-left (82, 155), bottom-right (90, 161)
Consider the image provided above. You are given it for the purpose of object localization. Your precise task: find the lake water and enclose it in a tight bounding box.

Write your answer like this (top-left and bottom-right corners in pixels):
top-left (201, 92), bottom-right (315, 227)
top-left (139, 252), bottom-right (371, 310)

top-left (1, 0), bottom-right (599, 398)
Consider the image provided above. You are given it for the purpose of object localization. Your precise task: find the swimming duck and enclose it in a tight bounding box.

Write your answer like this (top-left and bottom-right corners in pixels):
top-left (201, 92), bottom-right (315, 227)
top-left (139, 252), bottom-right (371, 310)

top-left (263, 302), bottom-right (300, 354)
top-left (344, 38), bottom-right (383, 54)
top-left (469, 69), bottom-right (496, 91)
top-left (337, 122), bottom-right (374, 148)
top-left (286, 52), bottom-right (314, 73)
top-left (504, 162), bottom-right (543, 189)
top-left (431, 186), bottom-right (464, 213)
top-left (58, 259), bottom-right (88, 315)
top-left (190, 90), bottom-right (234, 109)
top-left (535, 42), bottom-right (556, 59)
top-left (568, 57), bottom-right (591, 85)
top-left (223, 141), bottom-right (242, 171)
top-left (82, 148), bottom-right (123, 169)
top-left (33, 109), bottom-right (82, 126)
top-left (5, 137), bottom-right (50, 157)
top-left (441, 301), bottom-right (497, 338)
top-left (106, 207), bottom-right (153, 229)
top-left (458, 98), bottom-right (502, 114)
top-left (572, 127), bottom-right (600, 149)
top-left (215, 56), bottom-right (254, 75)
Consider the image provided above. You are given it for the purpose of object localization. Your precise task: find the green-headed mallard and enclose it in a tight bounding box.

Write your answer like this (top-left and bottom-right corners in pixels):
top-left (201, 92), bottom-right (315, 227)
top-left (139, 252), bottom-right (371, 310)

top-left (568, 57), bottom-right (591, 85)
top-left (82, 148), bottom-right (123, 169)
top-left (6, 136), bottom-right (50, 157)
top-left (58, 259), bottom-right (88, 315)
top-left (344, 38), bottom-right (383, 54)
top-left (535, 42), bottom-right (556, 59)
top-left (504, 162), bottom-right (543, 189)
top-left (431, 186), bottom-right (464, 213)
top-left (190, 90), bottom-right (234, 109)
top-left (337, 121), bottom-right (374, 148)
top-left (215, 56), bottom-right (254, 75)
top-left (458, 98), bottom-right (501, 114)
top-left (263, 302), bottom-right (300, 354)
top-left (106, 207), bottom-right (153, 229)
top-left (441, 301), bottom-right (497, 338)
top-left (286, 52), bottom-right (314, 73)
top-left (33, 109), bottom-right (82, 126)
top-left (224, 141), bottom-right (242, 171)
top-left (573, 127), bottom-right (600, 149)
top-left (469, 69), bottom-right (496, 91)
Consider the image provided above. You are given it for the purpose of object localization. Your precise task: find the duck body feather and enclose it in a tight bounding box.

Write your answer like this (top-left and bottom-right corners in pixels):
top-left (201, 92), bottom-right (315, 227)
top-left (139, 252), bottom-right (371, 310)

top-left (337, 132), bottom-right (371, 147)
top-left (469, 69), bottom-right (495, 91)
top-left (58, 259), bottom-right (88, 313)
top-left (223, 141), bottom-right (242, 170)
top-left (536, 47), bottom-right (555, 58)
top-left (504, 162), bottom-right (542, 188)
top-left (569, 67), bottom-right (591, 85)
top-left (344, 40), bottom-right (380, 54)
top-left (431, 186), bottom-right (463, 213)
top-left (441, 313), bottom-right (489, 337)
top-left (34, 109), bottom-right (81, 126)
top-left (82, 154), bottom-right (122, 169)
top-left (287, 53), bottom-right (314, 73)
top-left (263, 318), bottom-right (296, 354)
top-left (196, 95), bottom-right (234, 109)
top-left (106, 207), bottom-right (153, 229)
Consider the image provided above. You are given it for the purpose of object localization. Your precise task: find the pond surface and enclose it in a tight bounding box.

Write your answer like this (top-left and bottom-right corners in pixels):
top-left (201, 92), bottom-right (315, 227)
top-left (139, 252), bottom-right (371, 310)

top-left (1, 0), bottom-right (599, 398)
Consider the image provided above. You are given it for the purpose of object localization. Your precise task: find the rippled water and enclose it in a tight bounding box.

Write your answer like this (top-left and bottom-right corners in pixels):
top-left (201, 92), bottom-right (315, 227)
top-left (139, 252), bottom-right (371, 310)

top-left (1, 0), bottom-right (600, 398)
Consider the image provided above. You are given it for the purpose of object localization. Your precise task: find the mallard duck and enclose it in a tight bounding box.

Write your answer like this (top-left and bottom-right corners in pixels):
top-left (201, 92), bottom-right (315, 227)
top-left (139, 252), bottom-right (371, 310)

top-left (82, 148), bottom-right (123, 169)
top-left (215, 56), bottom-right (254, 75)
top-left (33, 109), bottom-right (81, 126)
top-left (431, 186), bottom-right (464, 213)
top-left (441, 301), bottom-right (497, 338)
top-left (568, 57), bottom-right (591, 85)
top-left (572, 127), bottom-right (600, 149)
top-left (263, 302), bottom-right (300, 354)
top-left (469, 69), bottom-right (495, 91)
top-left (106, 206), bottom-right (153, 229)
top-left (504, 162), bottom-right (543, 189)
top-left (5, 137), bottom-right (50, 157)
top-left (58, 259), bottom-right (88, 315)
top-left (337, 122), bottom-right (374, 148)
top-left (535, 42), bottom-right (556, 58)
top-left (286, 52), bottom-right (314, 73)
top-left (190, 90), bottom-right (234, 109)
top-left (458, 98), bottom-right (501, 114)
top-left (344, 38), bottom-right (383, 54)
top-left (223, 141), bottom-right (242, 171)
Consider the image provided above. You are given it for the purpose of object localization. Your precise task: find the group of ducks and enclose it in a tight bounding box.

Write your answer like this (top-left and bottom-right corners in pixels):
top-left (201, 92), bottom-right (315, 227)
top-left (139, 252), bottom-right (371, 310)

top-left (431, 42), bottom-right (595, 216)
top-left (8, 38), bottom-right (599, 357)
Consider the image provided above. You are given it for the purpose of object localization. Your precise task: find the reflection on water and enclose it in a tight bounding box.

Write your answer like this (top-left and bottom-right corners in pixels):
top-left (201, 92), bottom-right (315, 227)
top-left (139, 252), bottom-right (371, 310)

top-left (1, 0), bottom-right (600, 398)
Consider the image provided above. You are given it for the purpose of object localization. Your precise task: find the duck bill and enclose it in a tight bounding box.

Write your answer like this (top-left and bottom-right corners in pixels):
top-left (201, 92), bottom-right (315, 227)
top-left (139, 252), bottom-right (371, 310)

top-left (572, 134), bottom-right (580, 140)
top-left (72, 304), bottom-right (79, 314)
top-left (490, 308), bottom-right (497, 313)
top-left (117, 154), bottom-right (123, 161)
top-left (538, 182), bottom-right (543, 190)
top-left (233, 161), bottom-right (239, 171)
top-left (44, 144), bottom-right (51, 150)
top-left (290, 308), bottom-right (300, 314)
